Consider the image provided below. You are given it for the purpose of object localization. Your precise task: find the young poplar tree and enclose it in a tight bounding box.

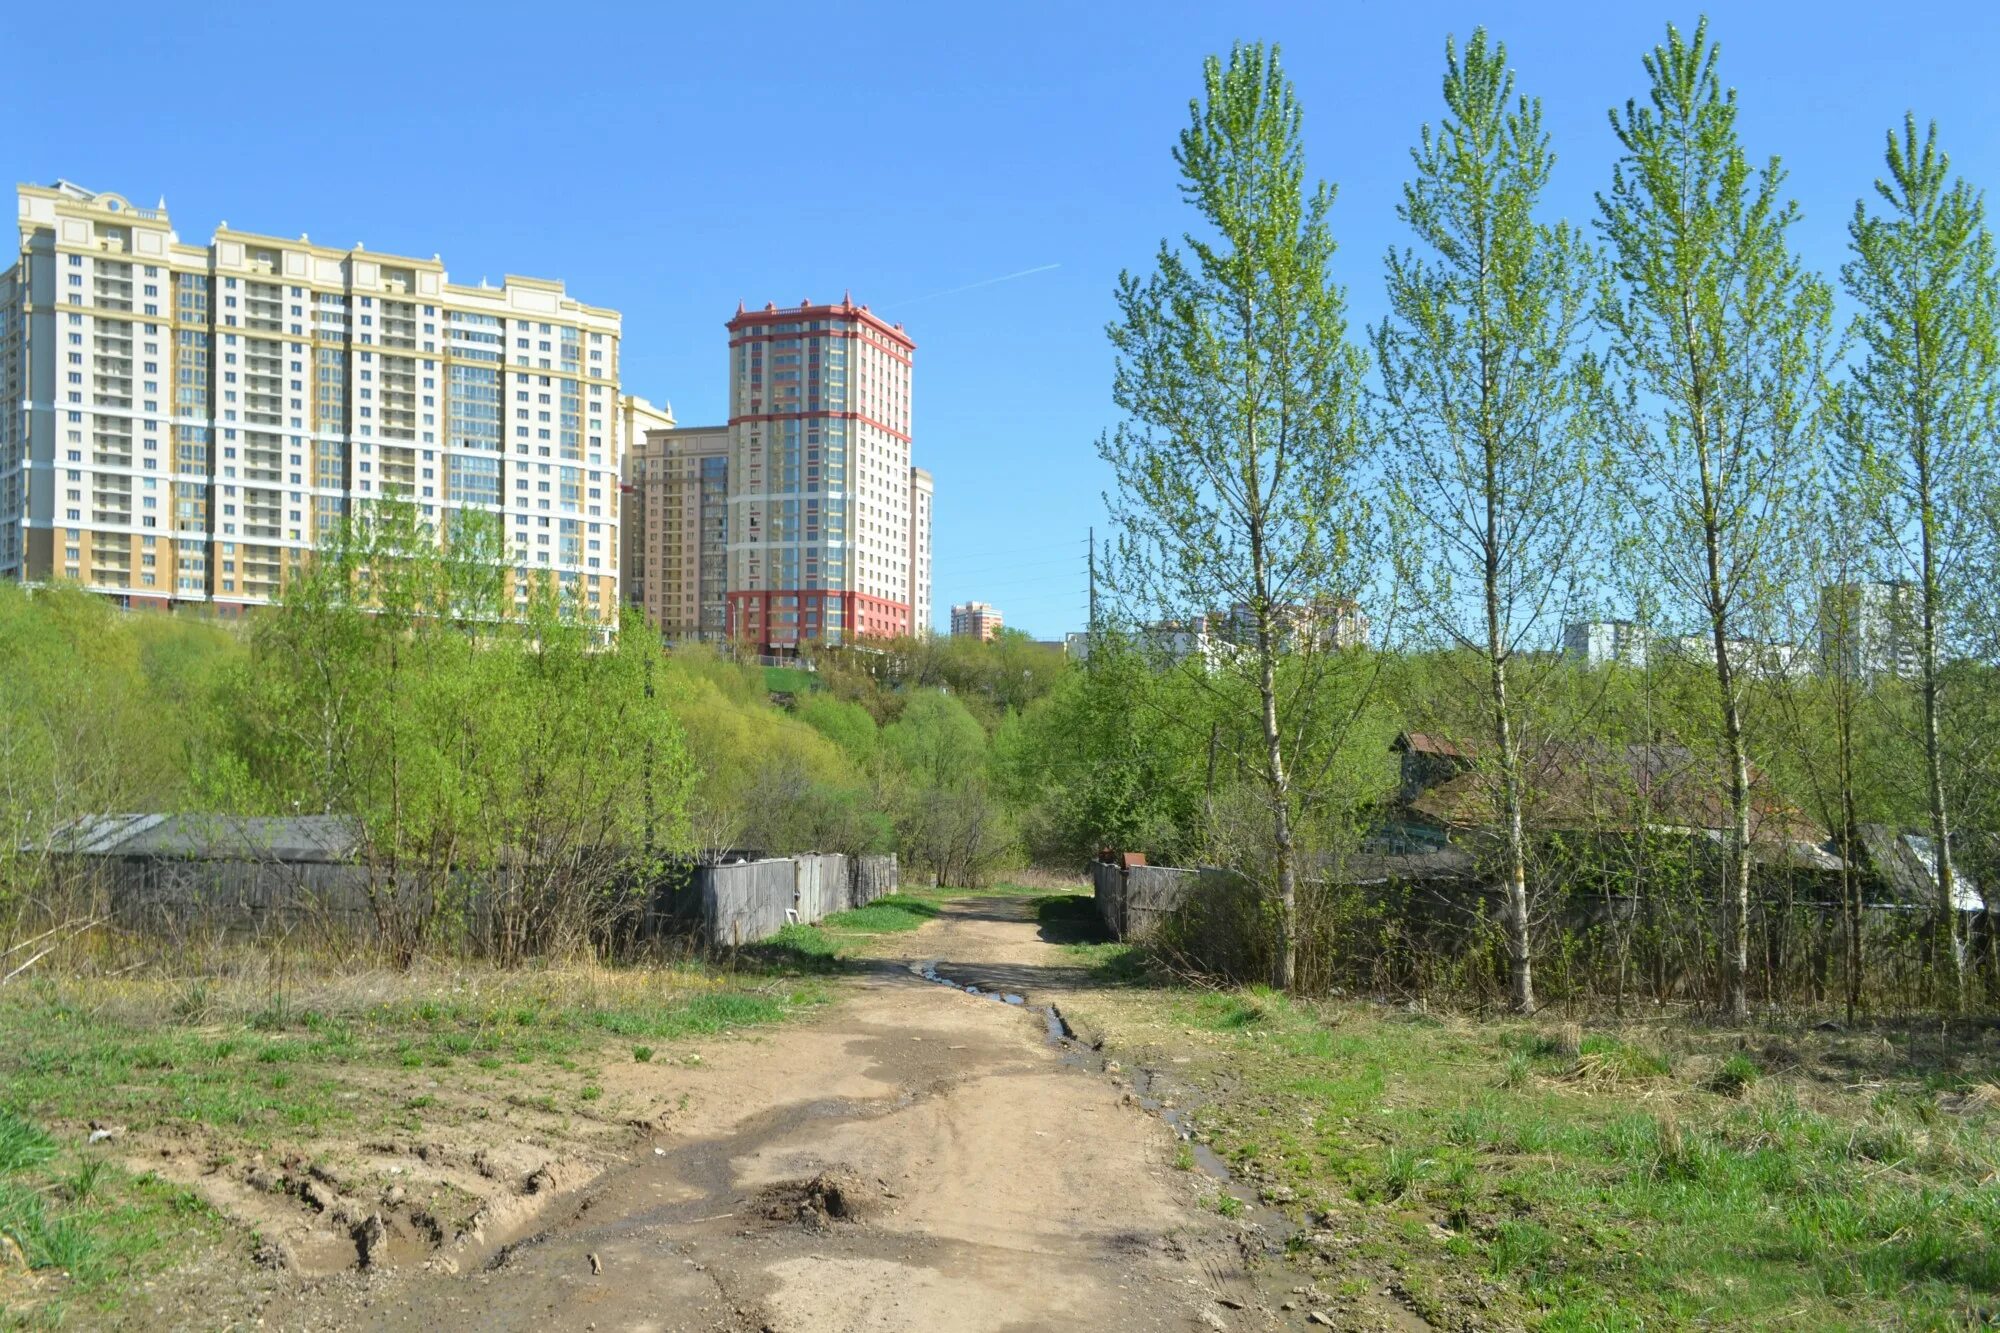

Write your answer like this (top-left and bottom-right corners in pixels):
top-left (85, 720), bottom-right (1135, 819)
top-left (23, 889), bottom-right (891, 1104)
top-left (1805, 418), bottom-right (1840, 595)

top-left (1593, 20), bottom-right (1834, 1020)
top-left (1375, 30), bottom-right (1598, 1014)
top-left (1100, 43), bottom-right (1371, 991)
top-left (1842, 116), bottom-right (2000, 1010)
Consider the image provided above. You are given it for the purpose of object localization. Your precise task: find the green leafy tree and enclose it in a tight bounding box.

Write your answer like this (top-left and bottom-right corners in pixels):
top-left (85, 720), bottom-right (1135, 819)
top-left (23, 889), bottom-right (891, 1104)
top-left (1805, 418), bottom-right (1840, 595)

top-left (794, 693), bottom-right (880, 765)
top-left (882, 691), bottom-right (988, 790)
top-left (0, 585), bottom-right (225, 931)
top-left (1842, 115), bottom-right (2000, 1008)
top-left (1101, 43), bottom-right (1373, 989)
top-left (1375, 29), bottom-right (1599, 1014)
top-left (882, 690), bottom-right (1014, 885)
top-left (994, 645), bottom-right (1210, 865)
top-left (222, 497), bottom-right (696, 961)
top-left (1592, 20), bottom-right (1835, 1020)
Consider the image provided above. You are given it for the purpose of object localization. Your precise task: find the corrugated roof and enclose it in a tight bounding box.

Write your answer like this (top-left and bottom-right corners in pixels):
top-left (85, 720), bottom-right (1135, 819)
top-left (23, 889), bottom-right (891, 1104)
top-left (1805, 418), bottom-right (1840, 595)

top-left (1333, 846), bottom-right (1480, 885)
top-left (38, 813), bottom-right (363, 863)
top-left (1404, 741), bottom-right (1821, 842)
top-left (36, 813), bottom-right (166, 855)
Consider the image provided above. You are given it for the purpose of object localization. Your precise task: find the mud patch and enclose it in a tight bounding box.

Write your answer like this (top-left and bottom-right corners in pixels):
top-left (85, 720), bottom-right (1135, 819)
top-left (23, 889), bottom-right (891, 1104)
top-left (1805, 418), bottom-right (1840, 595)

top-left (758, 1170), bottom-right (878, 1232)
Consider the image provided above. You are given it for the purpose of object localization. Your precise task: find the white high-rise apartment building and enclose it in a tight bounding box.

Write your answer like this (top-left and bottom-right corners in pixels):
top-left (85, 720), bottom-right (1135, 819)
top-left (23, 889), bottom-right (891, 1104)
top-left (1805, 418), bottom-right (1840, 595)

top-left (1821, 580), bottom-right (1921, 682)
top-left (724, 297), bottom-right (928, 651)
top-left (1564, 620), bottom-right (1650, 669)
top-left (1, 182), bottom-right (626, 621)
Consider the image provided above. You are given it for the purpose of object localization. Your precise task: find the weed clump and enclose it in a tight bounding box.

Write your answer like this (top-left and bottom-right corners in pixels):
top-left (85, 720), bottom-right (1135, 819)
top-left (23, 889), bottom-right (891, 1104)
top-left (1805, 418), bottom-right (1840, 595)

top-left (1710, 1053), bottom-right (1760, 1097)
top-left (1569, 1035), bottom-right (1673, 1085)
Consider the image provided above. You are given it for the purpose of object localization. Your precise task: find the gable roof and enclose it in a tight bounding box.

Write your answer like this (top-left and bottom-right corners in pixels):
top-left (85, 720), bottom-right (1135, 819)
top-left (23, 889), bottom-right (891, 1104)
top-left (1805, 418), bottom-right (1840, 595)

top-left (37, 814), bottom-right (364, 863)
top-left (1393, 731), bottom-right (1475, 760)
top-left (1402, 740), bottom-right (1820, 842)
top-left (1856, 824), bottom-right (1985, 912)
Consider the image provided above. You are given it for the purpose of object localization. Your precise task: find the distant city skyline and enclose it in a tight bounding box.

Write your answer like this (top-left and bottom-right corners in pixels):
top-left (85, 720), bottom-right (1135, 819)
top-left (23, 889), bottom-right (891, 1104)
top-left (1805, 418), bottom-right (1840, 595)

top-left (7, 0), bottom-right (1998, 635)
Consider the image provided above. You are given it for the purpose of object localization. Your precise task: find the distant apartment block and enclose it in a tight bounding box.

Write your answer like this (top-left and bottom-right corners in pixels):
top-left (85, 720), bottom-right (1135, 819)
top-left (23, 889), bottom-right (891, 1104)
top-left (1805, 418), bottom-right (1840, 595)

top-left (1657, 632), bottom-right (1812, 681)
top-left (1, 181), bottom-right (627, 620)
top-left (622, 421), bottom-right (732, 641)
top-left (1821, 580), bottom-right (1919, 682)
top-left (618, 393), bottom-right (673, 471)
top-left (1564, 620), bottom-right (1650, 669)
top-left (950, 600), bottom-right (1002, 640)
top-left (1141, 614), bottom-right (1230, 670)
top-left (1225, 598), bottom-right (1369, 651)
top-left (724, 298), bottom-right (928, 652)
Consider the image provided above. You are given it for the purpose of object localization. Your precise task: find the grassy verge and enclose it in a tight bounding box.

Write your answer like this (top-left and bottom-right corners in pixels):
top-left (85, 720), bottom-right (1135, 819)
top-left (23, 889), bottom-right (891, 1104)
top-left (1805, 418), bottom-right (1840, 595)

top-left (0, 961), bottom-right (825, 1322)
top-left (761, 882), bottom-right (1090, 967)
top-left (1, 1107), bottom-right (226, 1326)
top-left (1030, 892), bottom-right (1148, 979)
top-left (766, 894), bottom-right (943, 962)
top-left (1041, 916), bottom-right (2000, 1327)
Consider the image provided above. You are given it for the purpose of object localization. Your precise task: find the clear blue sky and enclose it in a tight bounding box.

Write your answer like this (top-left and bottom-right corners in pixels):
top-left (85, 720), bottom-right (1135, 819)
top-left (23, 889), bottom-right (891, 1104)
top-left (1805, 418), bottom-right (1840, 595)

top-left (7, 1), bottom-right (1997, 636)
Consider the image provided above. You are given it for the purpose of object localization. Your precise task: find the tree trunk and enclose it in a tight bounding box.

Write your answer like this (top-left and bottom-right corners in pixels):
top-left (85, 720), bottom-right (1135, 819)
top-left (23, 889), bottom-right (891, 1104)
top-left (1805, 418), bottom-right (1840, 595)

top-left (1840, 706), bottom-right (1863, 1025)
top-left (1475, 244), bottom-right (1534, 1015)
top-left (1490, 623), bottom-right (1534, 1014)
top-left (1258, 634), bottom-right (1297, 991)
top-left (1704, 534), bottom-right (1753, 1023)
top-left (1917, 495), bottom-right (1964, 1010)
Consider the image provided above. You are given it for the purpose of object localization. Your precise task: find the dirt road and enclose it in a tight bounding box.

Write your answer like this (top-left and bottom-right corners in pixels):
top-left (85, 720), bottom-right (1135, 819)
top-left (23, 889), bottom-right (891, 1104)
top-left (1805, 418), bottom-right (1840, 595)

top-left (272, 896), bottom-right (1275, 1332)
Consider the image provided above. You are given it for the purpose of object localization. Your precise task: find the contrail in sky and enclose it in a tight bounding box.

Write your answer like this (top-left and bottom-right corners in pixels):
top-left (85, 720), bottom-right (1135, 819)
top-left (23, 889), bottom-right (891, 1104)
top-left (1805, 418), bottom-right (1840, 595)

top-left (895, 262), bottom-right (1060, 307)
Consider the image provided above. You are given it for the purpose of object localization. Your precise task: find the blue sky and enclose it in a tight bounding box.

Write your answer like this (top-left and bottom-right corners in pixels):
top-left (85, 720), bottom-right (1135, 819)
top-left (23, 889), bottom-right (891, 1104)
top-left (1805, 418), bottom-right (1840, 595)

top-left (7, 0), bottom-right (1998, 636)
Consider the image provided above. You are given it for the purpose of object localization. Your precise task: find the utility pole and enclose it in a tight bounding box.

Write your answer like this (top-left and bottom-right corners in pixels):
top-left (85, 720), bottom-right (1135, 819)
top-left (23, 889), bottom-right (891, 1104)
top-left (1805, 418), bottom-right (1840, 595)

top-left (1088, 525), bottom-right (1098, 634)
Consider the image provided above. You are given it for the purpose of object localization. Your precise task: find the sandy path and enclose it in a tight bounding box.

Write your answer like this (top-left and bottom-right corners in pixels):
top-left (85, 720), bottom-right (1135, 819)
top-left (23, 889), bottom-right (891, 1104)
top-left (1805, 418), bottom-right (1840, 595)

top-left (271, 896), bottom-right (1272, 1332)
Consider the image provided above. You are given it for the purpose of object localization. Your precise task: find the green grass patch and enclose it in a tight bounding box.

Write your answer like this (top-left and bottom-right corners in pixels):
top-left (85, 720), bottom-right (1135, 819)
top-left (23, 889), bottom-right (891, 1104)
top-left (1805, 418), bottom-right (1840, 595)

top-left (762, 665), bottom-right (820, 695)
top-left (1030, 891), bottom-right (1150, 980)
top-left (1058, 982), bottom-right (2000, 1329)
top-left (822, 898), bottom-right (941, 934)
top-left (0, 1106), bottom-right (226, 1321)
top-left (759, 893), bottom-right (949, 966)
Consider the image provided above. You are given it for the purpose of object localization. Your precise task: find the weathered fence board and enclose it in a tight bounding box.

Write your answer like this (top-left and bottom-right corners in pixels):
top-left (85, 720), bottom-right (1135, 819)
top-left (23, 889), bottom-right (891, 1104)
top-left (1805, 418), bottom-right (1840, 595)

top-left (1124, 865), bottom-right (1199, 941)
top-left (853, 855), bottom-right (898, 908)
top-left (697, 858), bottom-right (798, 947)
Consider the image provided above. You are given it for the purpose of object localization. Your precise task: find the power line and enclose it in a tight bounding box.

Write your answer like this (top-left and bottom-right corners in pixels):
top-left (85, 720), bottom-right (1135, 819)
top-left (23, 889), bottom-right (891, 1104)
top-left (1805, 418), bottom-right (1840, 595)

top-left (932, 538), bottom-right (1087, 564)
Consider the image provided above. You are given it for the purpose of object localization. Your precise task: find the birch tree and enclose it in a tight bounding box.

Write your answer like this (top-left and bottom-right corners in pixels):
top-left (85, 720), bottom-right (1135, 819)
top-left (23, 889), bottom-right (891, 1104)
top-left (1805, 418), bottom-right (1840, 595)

top-left (1376, 30), bottom-right (1598, 1014)
top-left (1842, 115), bottom-right (2000, 1009)
top-left (1593, 20), bottom-right (1834, 1020)
top-left (1100, 43), bottom-right (1372, 991)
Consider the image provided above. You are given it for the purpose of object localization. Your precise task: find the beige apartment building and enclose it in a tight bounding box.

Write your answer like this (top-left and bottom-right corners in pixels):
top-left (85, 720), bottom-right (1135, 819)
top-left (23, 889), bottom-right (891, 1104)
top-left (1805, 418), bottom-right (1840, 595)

top-left (950, 600), bottom-right (1001, 640)
top-left (622, 421), bottom-right (729, 640)
top-left (1, 181), bottom-right (627, 622)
